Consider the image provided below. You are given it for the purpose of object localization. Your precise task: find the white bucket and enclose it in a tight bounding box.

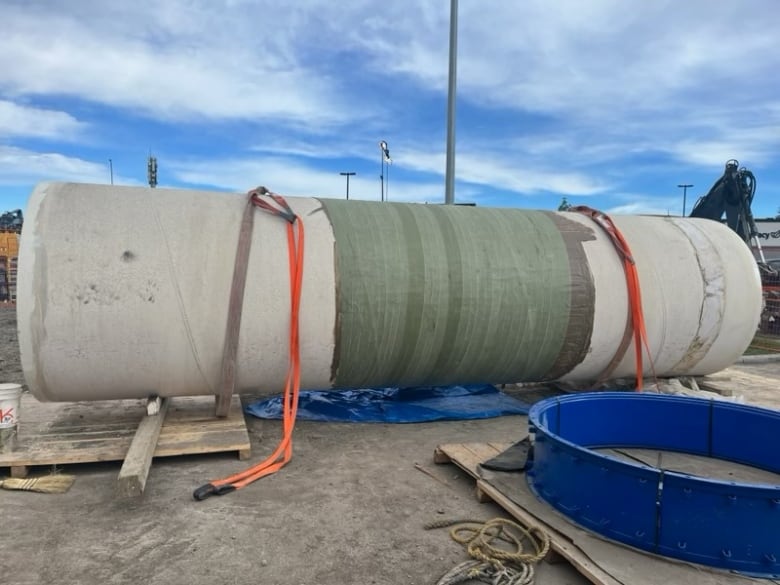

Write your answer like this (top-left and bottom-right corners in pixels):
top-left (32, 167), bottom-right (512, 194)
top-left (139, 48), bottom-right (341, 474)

top-left (0, 383), bottom-right (21, 453)
top-left (0, 383), bottom-right (22, 429)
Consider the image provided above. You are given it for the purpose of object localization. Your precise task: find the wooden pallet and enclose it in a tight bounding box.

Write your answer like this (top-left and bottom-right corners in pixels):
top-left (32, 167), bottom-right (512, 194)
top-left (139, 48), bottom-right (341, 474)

top-left (0, 393), bottom-right (252, 484)
top-left (434, 442), bottom-right (773, 585)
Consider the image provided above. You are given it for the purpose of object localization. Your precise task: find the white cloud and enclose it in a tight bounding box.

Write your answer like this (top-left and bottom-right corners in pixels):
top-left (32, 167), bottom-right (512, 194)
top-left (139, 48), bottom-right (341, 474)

top-left (168, 156), bottom-right (443, 203)
top-left (168, 143), bottom-right (608, 211)
top-left (0, 1), bottom-right (362, 124)
top-left (607, 194), bottom-right (682, 217)
top-left (248, 132), bottom-right (609, 196)
top-left (0, 100), bottom-right (85, 140)
top-left (398, 148), bottom-right (608, 196)
top-left (250, 139), bottom-right (347, 160)
top-left (1, 0), bottom-right (779, 214)
top-left (0, 146), bottom-right (129, 186)
top-left (168, 143), bottom-right (608, 202)
top-left (607, 202), bottom-right (675, 216)
top-left (3, 1), bottom-right (778, 130)
top-left (343, 0), bottom-right (780, 172)
top-left (3, 1), bottom-right (777, 163)
top-left (662, 121), bottom-right (780, 167)
top-left (349, 1), bottom-right (779, 116)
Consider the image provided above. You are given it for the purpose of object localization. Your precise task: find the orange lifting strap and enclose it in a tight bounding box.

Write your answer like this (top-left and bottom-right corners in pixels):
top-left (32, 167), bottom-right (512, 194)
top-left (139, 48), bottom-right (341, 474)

top-left (194, 187), bottom-right (304, 500)
top-left (572, 206), bottom-right (656, 390)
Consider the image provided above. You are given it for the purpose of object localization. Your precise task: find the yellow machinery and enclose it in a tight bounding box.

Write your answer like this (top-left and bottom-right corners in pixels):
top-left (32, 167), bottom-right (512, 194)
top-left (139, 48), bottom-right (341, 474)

top-left (0, 210), bottom-right (21, 303)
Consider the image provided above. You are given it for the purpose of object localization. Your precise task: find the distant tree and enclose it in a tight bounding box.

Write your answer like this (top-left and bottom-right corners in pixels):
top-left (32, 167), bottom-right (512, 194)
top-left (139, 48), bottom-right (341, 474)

top-left (557, 197), bottom-right (572, 211)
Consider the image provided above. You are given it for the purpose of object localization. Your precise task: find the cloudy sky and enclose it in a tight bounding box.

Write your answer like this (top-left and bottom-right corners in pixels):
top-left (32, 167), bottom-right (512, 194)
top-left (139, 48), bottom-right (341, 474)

top-left (1, 0), bottom-right (779, 217)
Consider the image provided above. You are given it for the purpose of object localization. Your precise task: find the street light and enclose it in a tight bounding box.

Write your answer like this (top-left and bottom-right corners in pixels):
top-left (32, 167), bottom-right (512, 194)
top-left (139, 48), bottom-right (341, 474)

top-left (678, 183), bottom-right (693, 216)
top-left (340, 171), bottom-right (356, 200)
top-left (379, 141), bottom-right (391, 202)
top-left (108, 159), bottom-right (113, 185)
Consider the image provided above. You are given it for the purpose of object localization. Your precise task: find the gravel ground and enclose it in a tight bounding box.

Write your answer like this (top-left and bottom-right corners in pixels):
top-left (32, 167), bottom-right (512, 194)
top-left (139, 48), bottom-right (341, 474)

top-left (6, 304), bottom-right (775, 585)
top-left (0, 306), bottom-right (586, 585)
top-left (0, 306), bottom-right (23, 387)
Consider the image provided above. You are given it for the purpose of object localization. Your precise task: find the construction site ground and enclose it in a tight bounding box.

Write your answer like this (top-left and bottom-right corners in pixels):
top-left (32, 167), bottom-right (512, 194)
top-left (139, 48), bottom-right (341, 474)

top-left (2, 305), bottom-right (779, 585)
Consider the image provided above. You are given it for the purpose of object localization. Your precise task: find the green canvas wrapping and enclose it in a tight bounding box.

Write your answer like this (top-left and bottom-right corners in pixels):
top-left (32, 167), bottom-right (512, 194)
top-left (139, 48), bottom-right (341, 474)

top-left (320, 200), bottom-right (596, 387)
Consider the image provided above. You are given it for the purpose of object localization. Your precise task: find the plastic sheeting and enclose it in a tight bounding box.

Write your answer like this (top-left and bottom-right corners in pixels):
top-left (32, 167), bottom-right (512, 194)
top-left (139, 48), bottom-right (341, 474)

top-left (245, 384), bottom-right (529, 423)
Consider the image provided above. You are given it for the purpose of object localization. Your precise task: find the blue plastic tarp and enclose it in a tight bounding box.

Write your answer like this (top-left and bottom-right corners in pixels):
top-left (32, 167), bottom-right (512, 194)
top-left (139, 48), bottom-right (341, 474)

top-left (244, 384), bottom-right (529, 423)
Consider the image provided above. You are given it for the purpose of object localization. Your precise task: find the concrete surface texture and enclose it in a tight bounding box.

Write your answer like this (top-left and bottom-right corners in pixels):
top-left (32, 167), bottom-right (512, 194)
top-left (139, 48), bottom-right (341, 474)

top-left (19, 183), bottom-right (762, 402)
top-left (0, 308), bottom-right (589, 585)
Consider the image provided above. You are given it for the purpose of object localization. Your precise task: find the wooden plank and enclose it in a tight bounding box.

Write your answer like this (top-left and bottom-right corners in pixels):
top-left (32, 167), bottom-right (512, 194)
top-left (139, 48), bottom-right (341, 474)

top-left (436, 442), bottom-right (619, 585)
top-left (544, 549), bottom-right (568, 565)
top-left (0, 394), bottom-right (250, 470)
top-left (475, 478), bottom-right (622, 585)
top-left (436, 442), bottom-right (769, 585)
top-left (433, 446), bottom-right (452, 464)
top-left (434, 442), bottom-right (511, 477)
top-left (115, 398), bottom-right (169, 498)
top-left (474, 483), bottom-right (492, 503)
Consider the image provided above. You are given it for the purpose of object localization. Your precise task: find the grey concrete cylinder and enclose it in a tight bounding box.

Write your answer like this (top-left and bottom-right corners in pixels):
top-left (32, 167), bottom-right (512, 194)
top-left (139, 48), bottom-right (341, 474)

top-left (18, 183), bottom-right (762, 401)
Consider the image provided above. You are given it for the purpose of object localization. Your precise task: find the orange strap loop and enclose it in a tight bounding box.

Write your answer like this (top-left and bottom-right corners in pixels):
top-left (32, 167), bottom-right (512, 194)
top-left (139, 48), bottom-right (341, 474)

top-left (194, 188), bottom-right (304, 500)
top-left (572, 206), bottom-right (656, 390)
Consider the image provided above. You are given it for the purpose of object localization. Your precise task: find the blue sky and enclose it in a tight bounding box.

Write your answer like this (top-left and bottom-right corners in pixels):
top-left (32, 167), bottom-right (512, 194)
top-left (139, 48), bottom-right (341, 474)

top-left (1, 0), bottom-right (779, 218)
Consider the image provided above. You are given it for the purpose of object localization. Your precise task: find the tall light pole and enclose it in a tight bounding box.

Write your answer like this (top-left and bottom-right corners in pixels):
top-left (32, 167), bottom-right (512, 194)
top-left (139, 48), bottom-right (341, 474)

top-left (678, 183), bottom-right (693, 216)
top-left (108, 159), bottom-right (114, 185)
top-left (444, 0), bottom-right (458, 204)
top-left (340, 171), bottom-right (356, 200)
top-left (379, 141), bottom-right (391, 202)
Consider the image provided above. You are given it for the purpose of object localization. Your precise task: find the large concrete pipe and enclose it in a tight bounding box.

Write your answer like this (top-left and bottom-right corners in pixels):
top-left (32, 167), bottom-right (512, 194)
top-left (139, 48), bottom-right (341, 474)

top-left (18, 182), bottom-right (762, 402)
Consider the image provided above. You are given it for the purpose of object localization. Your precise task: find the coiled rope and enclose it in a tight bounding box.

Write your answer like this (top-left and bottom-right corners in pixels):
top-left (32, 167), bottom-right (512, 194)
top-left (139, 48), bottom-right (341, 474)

top-left (426, 518), bottom-right (550, 585)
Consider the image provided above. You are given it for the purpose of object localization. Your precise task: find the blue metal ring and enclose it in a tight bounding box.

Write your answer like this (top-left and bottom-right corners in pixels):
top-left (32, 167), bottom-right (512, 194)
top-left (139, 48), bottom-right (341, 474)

top-left (527, 392), bottom-right (780, 578)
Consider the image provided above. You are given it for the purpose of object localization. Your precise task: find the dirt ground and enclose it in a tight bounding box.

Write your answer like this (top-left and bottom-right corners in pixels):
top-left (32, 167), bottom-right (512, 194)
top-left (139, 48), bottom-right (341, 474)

top-left (0, 307), bottom-right (23, 387)
top-left (0, 307), bottom-right (589, 585)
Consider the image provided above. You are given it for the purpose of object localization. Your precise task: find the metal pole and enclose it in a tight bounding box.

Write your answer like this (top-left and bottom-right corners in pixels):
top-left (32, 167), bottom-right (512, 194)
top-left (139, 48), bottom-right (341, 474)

top-left (444, 0), bottom-right (458, 204)
top-left (379, 141), bottom-right (391, 202)
top-left (678, 183), bottom-right (693, 216)
top-left (340, 172), bottom-right (355, 200)
top-left (108, 159), bottom-right (114, 185)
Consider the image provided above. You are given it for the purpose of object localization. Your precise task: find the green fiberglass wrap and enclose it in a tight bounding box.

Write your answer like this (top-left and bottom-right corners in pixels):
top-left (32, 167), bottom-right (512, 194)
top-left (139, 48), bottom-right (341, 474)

top-left (18, 183), bottom-right (762, 402)
top-left (323, 201), bottom-right (594, 388)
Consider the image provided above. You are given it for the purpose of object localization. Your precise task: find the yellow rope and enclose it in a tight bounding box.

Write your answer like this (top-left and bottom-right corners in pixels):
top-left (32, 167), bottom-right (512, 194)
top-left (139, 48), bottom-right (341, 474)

top-left (428, 517), bottom-right (551, 585)
top-left (0, 474), bottom-right (75, 493)
top-left (449, 517), bottom-right (550, 565)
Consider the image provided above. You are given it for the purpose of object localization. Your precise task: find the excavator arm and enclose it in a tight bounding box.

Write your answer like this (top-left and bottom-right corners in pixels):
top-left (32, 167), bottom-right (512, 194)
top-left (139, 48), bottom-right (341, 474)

top-left (688, 160), bottom-right (778, 334)
top-left (689, 159), bottom-right (759, 248)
